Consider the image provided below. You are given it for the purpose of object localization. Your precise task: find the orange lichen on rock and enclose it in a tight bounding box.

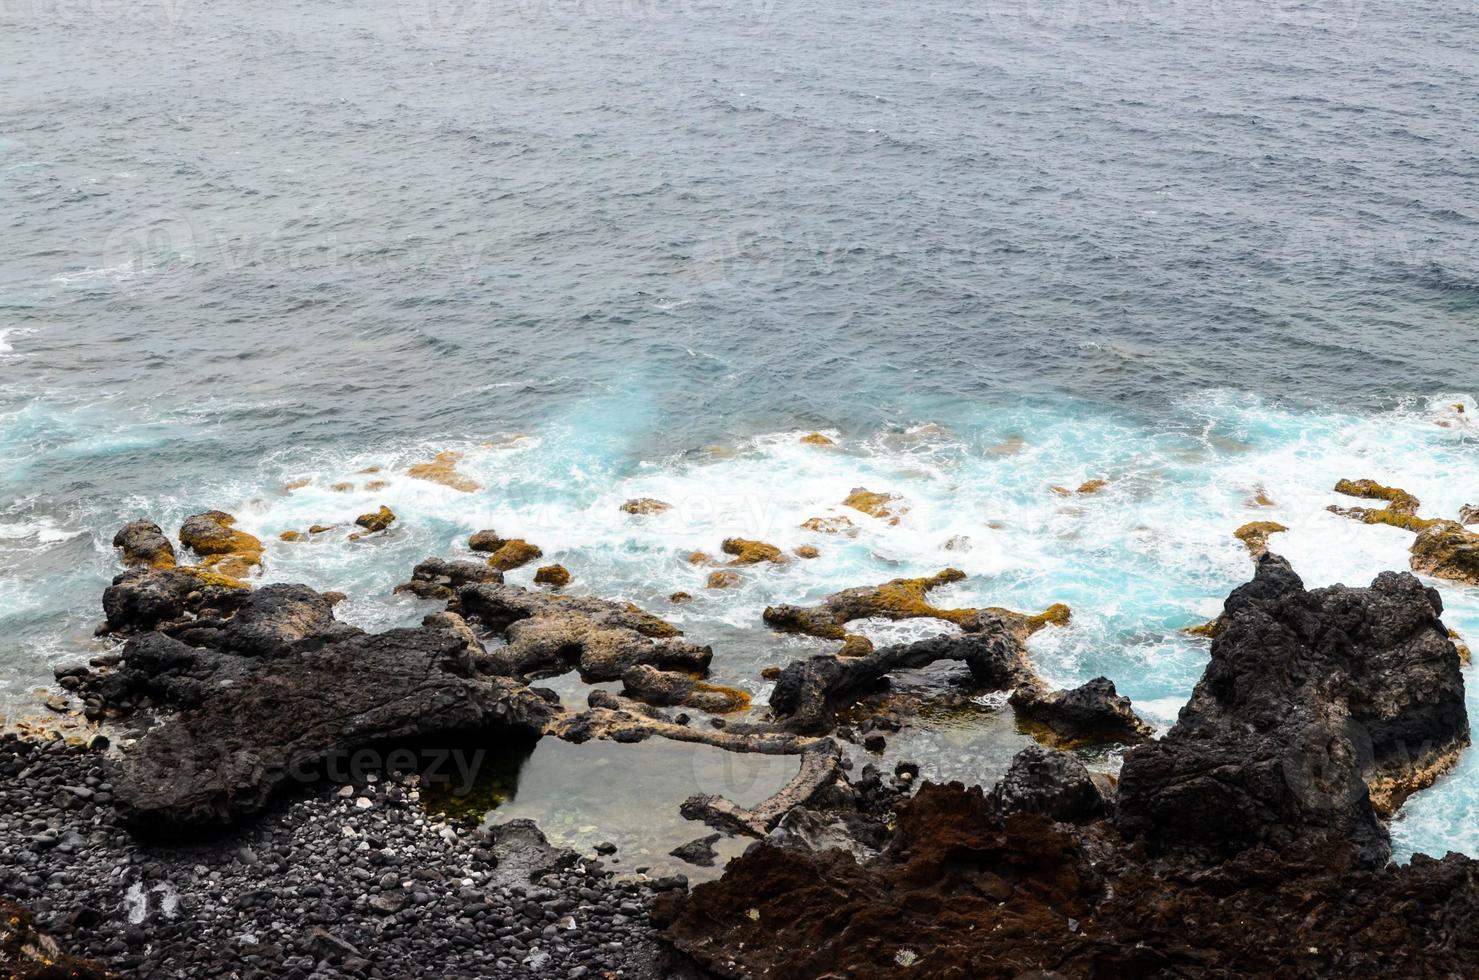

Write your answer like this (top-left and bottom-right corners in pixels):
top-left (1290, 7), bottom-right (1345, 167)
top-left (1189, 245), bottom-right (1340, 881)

top-left (800, 432), bottom-right (835, 446)
top-left (800, 515), bottom-right (856, 536)
top-left (179, 511), bottom-right (263, 579)
top-left (1233, 520), bottom-right (1289, 558)
top-left (707, 570), bottom-right (742, 589)
top-left (621, 497), bottom-right (672, 515)
top-left (686, 551), bottom-right (714, 566)
top-left (534, 564), bottom-right (571, 588)
top-left (842, 487), bottom-right (908, 525)
top-left (793, 545), bottom-right (820, 559)
top-left (486, 539), bottom-right (543, 571)
top-left (354, 505), bottom-right (396, 534)
top-left (721, 537), bottom-right (786, 565)
top-left (406, 451), bottom-right (480, 493)
top-left (1327, 478), bottom-right (1436, 531)
top-left (763, 569), bottom-right (976, 640)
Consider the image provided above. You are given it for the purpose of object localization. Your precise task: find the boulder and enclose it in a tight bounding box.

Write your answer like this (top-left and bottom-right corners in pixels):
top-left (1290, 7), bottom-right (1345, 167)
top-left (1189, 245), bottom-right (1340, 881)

top-left (353, 505), bottom-right (396, 533)
top-left (621, 664), bottom-right (750, 713)
top-left (395, 557), bottom-right (504, 601)
top-left (720, 537), bottom-right (785, 565)
top-left (1115, 554), bottom-right (1468, 867)
top-left (179, 510), bottom-right (264, 579)
top-left (468, 529), bottom-right (506, 552)
top-left (1460, 503), bottom-right (1479, 526)
top-left (533, 563), bottom-right (571, 588)
top-left (102, 566), bottom-right (249, 634)
top-left (799, 432), bottom-right (834, 446)
top-left (706, 570), bottom-right (741, 589)
top-left (169, 583), bottom-right (362, 656)
top-left (1410, 521), bottom-right (1479, 586)
top-left (800, 515), bottom-right (856, 535)
top-left (769, 619), bottom-right (1047, 734)
top-left (111, 519), bottom-right (176, 568)
top-left (1009, 677), bottom-right (1154, 748)
top-left (115, 627), bottom-right (559, 834)
top-left (987, 746), bottom-right (1106, 823)
top-left (1233, 520), bottom-right (1288, 558)
top-left (485, 539), bottom-right (543, 571)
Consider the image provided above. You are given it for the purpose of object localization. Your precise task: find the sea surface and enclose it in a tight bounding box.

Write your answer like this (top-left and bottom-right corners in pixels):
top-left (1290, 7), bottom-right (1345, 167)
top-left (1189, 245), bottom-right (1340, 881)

top-left (2, 0), bottom-right (1477, 867)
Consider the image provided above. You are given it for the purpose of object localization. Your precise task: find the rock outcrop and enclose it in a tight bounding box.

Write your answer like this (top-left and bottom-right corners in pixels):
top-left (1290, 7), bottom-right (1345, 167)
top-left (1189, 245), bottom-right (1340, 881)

top-left (1328, 478), bottom-right (1479, 586)
top-left (1116, 553), bottom-right (1468, 866)
top-left (1009, 677), bottom-right (1154, 749)
top-left (1233, 519), bottom-right (1288, 557)
top-left (102, 566), bottom-right (249, 634)
top-left (620, 665), bottom-right (751, 714)
top-left (395, 557), bottom-right (504, 601)
top-left (178, 510), bottom-right (264, 580)
top-left (619, 498), bottom-right (671, 515)
top-left (111, 519), bottom-right (176, 569)
top-left (353, 505), bottom-right (396, 533)
top-left (484, 539), bottom-right (543, 571)
top-left (533, 563), bottom-right (571, 588)
top-left (458, 583), bottom-right (712, 682)
top-left (987, 746), bottom-right (1107, 823)
top-left (719, 537), bottom-right (784, 565)
top-left (769, 619), bottom-right (1052, 734)
top-left (115, 628), bottom-right (558, 834)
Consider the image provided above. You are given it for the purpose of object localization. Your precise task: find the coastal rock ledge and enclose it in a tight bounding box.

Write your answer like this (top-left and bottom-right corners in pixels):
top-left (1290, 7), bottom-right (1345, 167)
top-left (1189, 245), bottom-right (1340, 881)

top-left (657, 554), bottom-right (1475, 978)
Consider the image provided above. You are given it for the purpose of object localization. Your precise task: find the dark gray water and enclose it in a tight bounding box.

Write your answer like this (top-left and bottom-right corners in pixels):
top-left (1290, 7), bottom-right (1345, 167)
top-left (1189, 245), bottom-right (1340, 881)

top-left (3, 0), bottom-right (1478, 861)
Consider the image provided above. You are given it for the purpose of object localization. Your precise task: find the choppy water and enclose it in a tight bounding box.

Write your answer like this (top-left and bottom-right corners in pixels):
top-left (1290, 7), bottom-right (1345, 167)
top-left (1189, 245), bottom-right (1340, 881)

top-left (3, 0), bottom-right (1477, 864)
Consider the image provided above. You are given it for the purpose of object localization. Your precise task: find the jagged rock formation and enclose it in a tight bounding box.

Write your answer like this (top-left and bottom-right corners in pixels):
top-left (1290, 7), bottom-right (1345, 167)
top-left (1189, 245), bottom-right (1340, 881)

top-left (458, 583), bottom-right (711, 682)
top-left (620, 665), bottom-right (751, 713)
top-left (1116, 553), bottom-right (1468, 865)
top-left (842, 487), bottom-right (908, 524)
top-left (719, 537), bottom-right (785, 565)
top-left (1233, 519), bottom-right (1288, 557)
top-left (987, 746), bottom-right (1106, 823)
top-left (102, 566), bottom-right (250, 634)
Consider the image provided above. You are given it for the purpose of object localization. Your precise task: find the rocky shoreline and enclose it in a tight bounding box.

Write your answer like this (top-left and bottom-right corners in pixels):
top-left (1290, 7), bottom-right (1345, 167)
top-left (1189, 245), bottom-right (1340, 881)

top-left (3, 499), bottom-right (1476, 978)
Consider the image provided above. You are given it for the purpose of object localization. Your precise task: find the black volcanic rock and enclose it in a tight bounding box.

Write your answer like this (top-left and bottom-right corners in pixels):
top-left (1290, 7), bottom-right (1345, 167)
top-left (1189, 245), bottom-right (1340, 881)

top-left (988, 746), bottom-right (1105, 824)
top-left (1010, 676), bottom-right (1154, 748)
top-left (1115, 553), bottom-right (1468, 867)
top-left (115, 628), bottom-right (559, 834)
top-left (170, 583), bottom-right (362, 655)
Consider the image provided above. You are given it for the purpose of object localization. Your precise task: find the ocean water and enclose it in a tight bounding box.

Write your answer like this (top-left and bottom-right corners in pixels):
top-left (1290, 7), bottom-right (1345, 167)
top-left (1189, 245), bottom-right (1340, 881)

top-left (3, 0), bottom-right (1478, 863)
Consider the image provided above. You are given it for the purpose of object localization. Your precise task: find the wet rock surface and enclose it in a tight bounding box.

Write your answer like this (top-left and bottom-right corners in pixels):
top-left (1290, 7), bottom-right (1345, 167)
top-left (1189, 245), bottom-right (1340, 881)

top-left (1009, 676), bottom-right (1154, 749)
top-left (0, 735), bottom-right (691, 980)
top-left (395, 557), bottom-right (504, 601)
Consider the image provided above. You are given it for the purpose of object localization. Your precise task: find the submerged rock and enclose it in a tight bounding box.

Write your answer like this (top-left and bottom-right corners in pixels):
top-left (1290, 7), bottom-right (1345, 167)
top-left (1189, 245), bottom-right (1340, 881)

top-left (1116, 554), bottom-right (1468, 866)
top-left (405, 450), bottom-right (480, 492)
top-left (112, 519), bottom-right (177, 569)
top-left (1328, 478), bottom-right (1479, 586)
top-left (799, 432), bottom-right (834, 446)
top-left (800, 515), bottom-right (857, 535)
top-left (706, 570), bottom-right (741, 589)
top-left (395, 557), bottom-right (504, 601)
top-left (669, 833), bottom-right (722, 867)
top-left (620, 497), bottom-right (672, 515)
top-left (842, 487), bottom-right (908, 524)
top-left (115, 628), bottom-right (558, 834)
top-left (458, 583), bottom-right (711, 682)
